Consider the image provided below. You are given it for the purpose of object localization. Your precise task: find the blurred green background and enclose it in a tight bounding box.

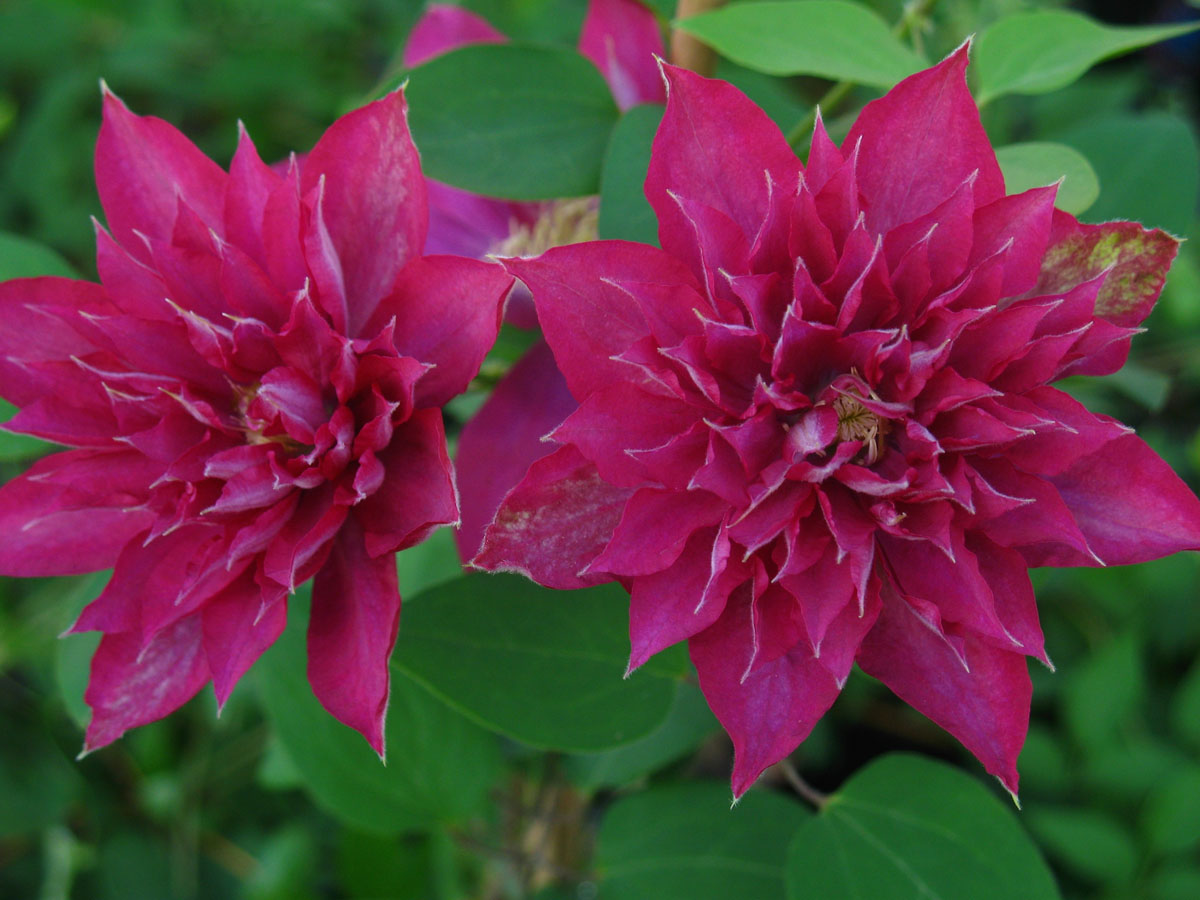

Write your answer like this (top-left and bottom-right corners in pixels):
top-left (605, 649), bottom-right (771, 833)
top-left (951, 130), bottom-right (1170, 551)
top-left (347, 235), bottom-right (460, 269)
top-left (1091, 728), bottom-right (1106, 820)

top-left (2, 1), bottom-right (1200, 898)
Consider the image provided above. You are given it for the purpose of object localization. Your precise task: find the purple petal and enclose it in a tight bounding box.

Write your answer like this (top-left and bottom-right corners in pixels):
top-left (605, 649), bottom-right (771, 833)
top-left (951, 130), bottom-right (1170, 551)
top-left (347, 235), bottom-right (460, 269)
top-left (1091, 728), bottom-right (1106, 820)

top-left (690, 585), bottom-right (842, 798)
top-left (83, 613), bottom-right (210, 753)
top-left (0, 449), bottom-right (157, 576)
top-left (857, 583), bottom-right (1031, 795)
top-left (375, 255), bottom-right (511, 407)
top-left (202, 573), bottom-right (287, 709)
top-left (308, 517), bottom-right (401, 757)
top-left (579, 0), bottom-right (666, 110)
top-left (845, 42), bottom-right (1005, 234)
top-left (403, 3), bottom-right (507, 68)
top-left (356, 408), bottom-right (458, 558)
top-left (647, 65), bottom-right (800, 264)
top-left (95, 88), bottom-right (227, 264)
top-left (474, 445), bottom-right (634, 589)
top-left (502, 241), bottom-right (701, 399)
top-left (455, 341), bottom-right (577, 560)
top-left (299, 89), bottom-right (427, 335)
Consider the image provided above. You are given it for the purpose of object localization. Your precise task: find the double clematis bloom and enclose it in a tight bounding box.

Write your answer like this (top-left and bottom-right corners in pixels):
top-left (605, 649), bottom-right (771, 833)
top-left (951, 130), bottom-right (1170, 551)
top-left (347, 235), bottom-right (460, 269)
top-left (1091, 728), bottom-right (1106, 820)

top-left (474, 46), bottom-right (1200, 796)
top-left (0, 88), bottom-right (512, 755)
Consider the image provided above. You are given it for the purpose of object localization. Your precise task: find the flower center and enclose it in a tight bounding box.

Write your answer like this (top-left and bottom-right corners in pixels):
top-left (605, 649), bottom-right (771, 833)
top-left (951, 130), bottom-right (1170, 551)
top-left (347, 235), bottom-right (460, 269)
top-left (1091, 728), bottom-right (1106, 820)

top-left (233, 382), bottom-right (312, 456)
top-left (493, 197), bottom-right (599, 258)
top-left (833, 393), bottom-right (891, 465)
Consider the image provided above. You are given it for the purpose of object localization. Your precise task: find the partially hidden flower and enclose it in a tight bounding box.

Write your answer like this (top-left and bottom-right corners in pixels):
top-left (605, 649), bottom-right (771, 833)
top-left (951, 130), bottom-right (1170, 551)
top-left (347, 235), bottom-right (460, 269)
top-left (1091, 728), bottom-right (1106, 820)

top-left (0, 87), bottom-right (512, 755)
top-left (473, 46), bottom-right (1200, 796)
top-left (406, 0), bottom-right (666, 559)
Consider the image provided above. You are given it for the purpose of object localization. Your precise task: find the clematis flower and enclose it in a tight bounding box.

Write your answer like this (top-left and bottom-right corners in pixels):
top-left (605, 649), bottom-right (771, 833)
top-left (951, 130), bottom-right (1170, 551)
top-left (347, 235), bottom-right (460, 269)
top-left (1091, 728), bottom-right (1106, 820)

top-left (407, 0), bottom-right (666, 558)
top-left (0, 87), bottom-right (512, 755)
top-left (474, 46), bottom-right (1200, 796)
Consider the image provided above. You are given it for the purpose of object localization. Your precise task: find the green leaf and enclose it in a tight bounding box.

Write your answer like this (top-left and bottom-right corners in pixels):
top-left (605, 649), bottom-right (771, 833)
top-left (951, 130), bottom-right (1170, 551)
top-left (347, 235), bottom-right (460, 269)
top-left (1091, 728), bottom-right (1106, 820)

top-left (1171, 659), bottom-right (1200, 751)
top-left (566, 681), bottom-right (718, 788)
top-left (1142, 766), bottom-right (1200, 857)
top-left (975, 11), bottom-right (1200, 105)
top-left (598, 104), bottom-right (662, 246)
top-left (392, 573), bottom-right (680, 751)
top-left (1062, 632), bottom-right (1144, 751)
top-left (596, 781), bottom-right (808, 899)
top-left (394, 526), bottom-right (463, 599)
top-left (1057, 111), bottom-right (1200, 237)
top-left (677, 1), bottom-right (925, 89)
top-left (0, 230), bottom-right (76, 280)
top-left (1025, 805), bottom-right (1137, 885)
top-left (254, 591), bottom-right (502, 835)
top-left (407, 43), bottom-right (619, 200)
top-left (786, 754), bottom-right (1061, 900)
top-left (994, 142), bottom-right (1099, 216)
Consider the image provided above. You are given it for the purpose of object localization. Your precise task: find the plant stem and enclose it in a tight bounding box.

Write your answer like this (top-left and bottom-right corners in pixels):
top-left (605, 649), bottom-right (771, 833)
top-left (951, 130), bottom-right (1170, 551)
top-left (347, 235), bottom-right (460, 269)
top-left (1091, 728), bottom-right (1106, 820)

top-left (778, 758), bottom-right (829, 810)
top-left (786, 0), bottom-right (942, 150)
top-left (670, 0), bottom-right (727, 76)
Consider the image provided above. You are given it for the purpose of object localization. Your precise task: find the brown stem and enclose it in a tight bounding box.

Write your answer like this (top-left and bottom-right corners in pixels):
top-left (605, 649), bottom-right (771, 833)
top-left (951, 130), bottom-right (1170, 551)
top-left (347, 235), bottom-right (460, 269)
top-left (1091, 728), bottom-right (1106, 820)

top-left (669, 0), bottom-right (727, 76)
top-left (778, 758), bottom-right (830, 811)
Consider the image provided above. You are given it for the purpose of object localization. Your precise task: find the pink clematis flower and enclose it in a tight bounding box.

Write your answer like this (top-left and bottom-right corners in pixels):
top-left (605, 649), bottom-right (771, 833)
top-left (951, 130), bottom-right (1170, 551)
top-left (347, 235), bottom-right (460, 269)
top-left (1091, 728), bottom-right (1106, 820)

top-left (406, 0), bottom-right (666, 559)
top-left (0, 87), bottom-right (512, 756)
top-left (474, 47), bottom-right (1200, 796)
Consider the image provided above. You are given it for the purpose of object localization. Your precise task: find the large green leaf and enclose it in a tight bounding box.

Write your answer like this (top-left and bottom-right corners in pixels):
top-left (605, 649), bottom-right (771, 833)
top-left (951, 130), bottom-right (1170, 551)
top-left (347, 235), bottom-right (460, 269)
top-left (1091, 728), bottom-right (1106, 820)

top-left (392, 574), bottom-right (683, 751)
top-left (1057, 111), bottom-right (1199, 237)
top-left (994, 142), bottom-right (1099, 216)
top-left (677, 1), bottom-right (925, 89)
top-left (254, 592), bottom-right (502, 835)
top-left (975, 11), bottom-right (1200, 105)
top-left (786, 754), bottom-right (1061, 900)
top-left (406, 43), bottom-right (619, 200)
top-left (0, 231), bottom-right (76, 280)
top-left (566, 681), bottom-right (718, 788)
top-left (596, 781), bottom-right (808, 899)
top-left (598, 104), bottom-right (662, 246)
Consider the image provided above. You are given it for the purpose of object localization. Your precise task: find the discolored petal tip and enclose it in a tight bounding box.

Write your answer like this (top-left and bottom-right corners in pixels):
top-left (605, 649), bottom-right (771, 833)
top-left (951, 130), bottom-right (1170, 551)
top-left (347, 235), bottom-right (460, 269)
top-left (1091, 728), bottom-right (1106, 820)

top-left (1035, 211), bottom-right (1181, 328)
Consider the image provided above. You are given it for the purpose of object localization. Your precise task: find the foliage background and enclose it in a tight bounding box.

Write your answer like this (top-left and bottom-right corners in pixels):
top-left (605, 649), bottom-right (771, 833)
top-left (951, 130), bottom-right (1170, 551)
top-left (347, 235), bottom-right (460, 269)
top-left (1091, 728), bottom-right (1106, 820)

top-left (2, 0), bottom-right (1200, 898)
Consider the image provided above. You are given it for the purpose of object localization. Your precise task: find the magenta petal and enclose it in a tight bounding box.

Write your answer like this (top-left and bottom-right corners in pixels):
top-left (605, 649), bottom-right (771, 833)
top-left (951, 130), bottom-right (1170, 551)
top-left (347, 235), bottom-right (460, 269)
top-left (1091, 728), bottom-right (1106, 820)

top-left (690, 586), bottom-right (842, 798)
top-left (502, 241), bottom-right (701, 398)
top-left (83, 613), bottom-right (210, 753)
top-left (845, 43), bottom-right (1004, 234)
top-left (0, 449), bottom-right (157, 576)
top-left (455, 341), bottom-right (577, 560)
top-left (588, 487), bottom-right (726, 577)
top-left (202, 573), bottom-right (287, 709)
top-left (402, 3), bottom-right (507, 68)
top-left (95, 88), bottom-right (227, 263)
top-left (1049, 432), bottom-right (1200, 565)
top-left (308, 518), bottom-right (400, 757)
top-left (475, 445), bottom-right (634, 589)
top-left (579, 0), bottom-right (666, 110)
top-left (378, 255), bottom-right (510, 406)
top-left (300, 89), bottom-right (427, 334)
top-left (356, 408), bottom-right (458, 558)
top-left (628, 528), bottom-right (742, 671)
top-left (647, 65), bottom-right (799, 261)
top-left (857, 585), bottom-right (1031, 794)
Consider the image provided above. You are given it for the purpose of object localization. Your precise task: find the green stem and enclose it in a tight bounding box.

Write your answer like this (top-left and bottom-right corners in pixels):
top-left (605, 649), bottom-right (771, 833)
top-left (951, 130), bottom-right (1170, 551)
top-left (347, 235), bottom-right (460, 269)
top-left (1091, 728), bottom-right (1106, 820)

top-left (786, 0), bottom-right (942, 150)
